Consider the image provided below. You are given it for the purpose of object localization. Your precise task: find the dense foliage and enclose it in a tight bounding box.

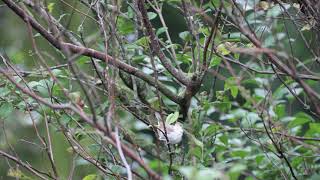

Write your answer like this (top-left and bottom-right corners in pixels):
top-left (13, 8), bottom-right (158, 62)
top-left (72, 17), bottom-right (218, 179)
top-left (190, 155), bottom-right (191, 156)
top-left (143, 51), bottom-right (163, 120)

top-left (1, 0), bottom-right (320, 179)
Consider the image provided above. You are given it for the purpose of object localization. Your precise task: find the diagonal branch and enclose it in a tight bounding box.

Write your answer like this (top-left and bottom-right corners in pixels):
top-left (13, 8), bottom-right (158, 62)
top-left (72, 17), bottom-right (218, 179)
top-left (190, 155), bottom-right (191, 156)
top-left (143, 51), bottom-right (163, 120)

top-left (137, 0), bottom-right (190, 85)
top-left (0, 149), bottom-right (52, 180)
top-left (0, 68), bottom-right (162, 180)
top-left (227, 0), bottom-right (320, 116)
top-left (2, 0), bottom-right (181, 104)
top-left (23, 0), bottom-right (83, 46)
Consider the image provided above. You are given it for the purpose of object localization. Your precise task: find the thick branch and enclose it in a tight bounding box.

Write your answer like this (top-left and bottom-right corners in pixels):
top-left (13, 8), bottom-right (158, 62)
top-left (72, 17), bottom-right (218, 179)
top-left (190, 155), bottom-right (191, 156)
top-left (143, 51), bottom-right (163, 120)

top-left (23, 0), bottom-right (82, 46)
top-left (137, 0), bottom-right (190, 85)
top-left (2, 0), bottom-right (181, 104)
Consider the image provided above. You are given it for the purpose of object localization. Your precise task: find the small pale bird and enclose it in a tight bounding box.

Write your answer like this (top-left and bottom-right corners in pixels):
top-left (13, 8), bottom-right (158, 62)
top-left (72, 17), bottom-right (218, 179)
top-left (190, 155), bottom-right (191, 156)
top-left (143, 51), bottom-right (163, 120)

top-left (157, 122), bottom-right (183, 144)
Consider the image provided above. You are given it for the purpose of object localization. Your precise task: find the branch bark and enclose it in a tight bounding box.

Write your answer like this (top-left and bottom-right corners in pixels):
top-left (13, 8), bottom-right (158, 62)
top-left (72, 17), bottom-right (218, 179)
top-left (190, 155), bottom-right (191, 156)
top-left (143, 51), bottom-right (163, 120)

top-left (0, 150), bottom-right (52, 180)
top-left (0, 67), bottom-right (162, 180)
top-left (137, 0), bottom-right (190, 85)
top-left (2, 0), bottom-right (181, 104)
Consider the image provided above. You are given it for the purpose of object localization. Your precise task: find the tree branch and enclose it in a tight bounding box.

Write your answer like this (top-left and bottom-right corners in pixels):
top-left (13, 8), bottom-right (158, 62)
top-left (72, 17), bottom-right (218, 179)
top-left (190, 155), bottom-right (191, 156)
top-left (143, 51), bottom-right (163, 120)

top-left (0, 149), bottom-right (52, 180)
top-left (0, 67), bottom-right (162, 180)
top-left (137, 0), bottom-right (190, 85)
top-left (2, 0), bottom-right (181, 104)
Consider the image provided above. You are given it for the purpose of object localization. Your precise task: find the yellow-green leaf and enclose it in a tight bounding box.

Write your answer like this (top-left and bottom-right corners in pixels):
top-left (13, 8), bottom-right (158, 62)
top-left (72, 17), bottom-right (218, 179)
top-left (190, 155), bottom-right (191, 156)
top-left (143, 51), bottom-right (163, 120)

top-left (83, 174), bottom-right (98, 180)
top-left (47, 3), bottom-right (55, 13)
top-left (217, 44), bottom-right (231, 55)
top-left (166, 111), bottom-right (179, 125)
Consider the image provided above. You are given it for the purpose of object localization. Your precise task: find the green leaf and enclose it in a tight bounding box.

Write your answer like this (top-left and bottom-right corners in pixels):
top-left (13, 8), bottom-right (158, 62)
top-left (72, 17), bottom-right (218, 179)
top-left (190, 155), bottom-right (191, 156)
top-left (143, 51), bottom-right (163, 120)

top-left (176, 53), bottom-right (192, 64)
top-left (192, 137), bottom-right (204, 148)
top-left (306, 123), bottom-right (320, 136)
top-left (254, 88), bottom-right (268, 98)
top-left (132, 55), bottom-right (147, 64)
top-left (229, 164), bottom-right (247, 180)
top-left (203, 124), bottom-right (220, 136)
top-left (148, 97), bottom-right (160, 111)
top-left (255, 155), bottom-right (265, 164)
top-left (27, 81), bottom-right (40, 88)
top-left (291, 156), bottom-right (303, 168)
top-left (165, 43), bottom-right (179, 50)
top-left (217, 43), bottom-right (231, 55)
top-left (213, 101), bottom-right (231, 112)
top-left (219, 134), bottom-right (228, 146)
top-left (288, 112), bottom-right (312, 128)
top-left (230, 86), bottom-right (238, 98)
top-left (11, 52), bottom-right (25, 64)
top-left (47, 3), bottom-right (55, 13)
top-left (185, 131), bottom-right (204, 148)
top-left (135, 36), bottom-right (150, 48)
top-left (209, 55), bottom-right (222, 67)
top-left (37, 80), bottom-right (53, 97)
top-left (117, 16), bottom-right (134, 35)
top-left (82, 174), bottom-right (98, 180)
top-left (275, 104), bottom-right (285, 118)
top-left (229, 164), bottom-right (247, 173)
top-left (231, 150), bottom-right (249, 159)
top-left (234, 52), bottom-right (240, 60)
top-left (156, 27), bottom-right (167, 36)
top-left (147, 12), bottom-right (157, 20)
top-left (0, 87), bottom-right (11, 97)
top-left (224, 77), bottom-right (238, 98)
top-left (166, 111), bottom-right (179, 125)
top-left (0, 102), bottom-right (13, 119)
top-left (52, 69), bottom-right (63, 76)
top-left (179, 31), bottom-right (192, 41)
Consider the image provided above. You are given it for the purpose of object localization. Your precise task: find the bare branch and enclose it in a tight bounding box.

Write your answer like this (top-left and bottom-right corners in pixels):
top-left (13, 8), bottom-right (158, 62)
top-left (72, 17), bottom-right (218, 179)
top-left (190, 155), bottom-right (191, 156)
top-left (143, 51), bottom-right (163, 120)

top-left (0, 150), bottom-right (52, 180)
top-left (137, 0), bottom-right (190, 85)
top-left (2, 0), bottom-right (181, 104)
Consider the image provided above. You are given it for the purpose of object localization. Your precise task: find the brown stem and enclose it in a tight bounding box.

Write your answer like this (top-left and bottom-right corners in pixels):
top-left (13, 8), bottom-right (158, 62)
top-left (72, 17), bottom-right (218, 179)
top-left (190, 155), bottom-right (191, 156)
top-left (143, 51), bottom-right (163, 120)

top-left (137, 0), bottom-right (190, 85)
top-left (0, 150), bottom-right (53, 180)
top-left (2, 0), bottom-right (181, 104)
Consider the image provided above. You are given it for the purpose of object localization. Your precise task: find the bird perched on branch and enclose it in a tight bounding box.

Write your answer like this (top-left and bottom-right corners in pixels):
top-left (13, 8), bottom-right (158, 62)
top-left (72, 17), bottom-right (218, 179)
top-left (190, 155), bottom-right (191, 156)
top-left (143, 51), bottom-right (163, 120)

top-left (157, 122), bottom-right (184, 144)
top-left (154, 112), bottom-right (184, 144)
